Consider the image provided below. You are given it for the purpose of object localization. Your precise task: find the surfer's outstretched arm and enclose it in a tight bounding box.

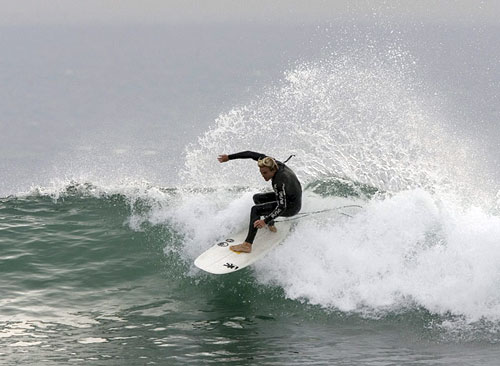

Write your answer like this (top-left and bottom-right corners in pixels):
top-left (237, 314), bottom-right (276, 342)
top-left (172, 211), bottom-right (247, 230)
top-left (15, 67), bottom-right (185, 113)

top-left (218, 151), bottom-right (267, 162)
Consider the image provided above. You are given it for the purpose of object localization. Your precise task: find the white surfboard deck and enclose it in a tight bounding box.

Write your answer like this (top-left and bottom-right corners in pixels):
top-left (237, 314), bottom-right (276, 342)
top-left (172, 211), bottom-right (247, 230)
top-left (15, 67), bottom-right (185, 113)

top-left (194, 221), bottom-right (292, 274)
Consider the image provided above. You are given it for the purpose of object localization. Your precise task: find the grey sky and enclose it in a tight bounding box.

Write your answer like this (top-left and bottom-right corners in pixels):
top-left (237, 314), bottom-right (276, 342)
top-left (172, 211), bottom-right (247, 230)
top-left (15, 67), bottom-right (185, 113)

top-left (0, 0), bottom-right (497, 26)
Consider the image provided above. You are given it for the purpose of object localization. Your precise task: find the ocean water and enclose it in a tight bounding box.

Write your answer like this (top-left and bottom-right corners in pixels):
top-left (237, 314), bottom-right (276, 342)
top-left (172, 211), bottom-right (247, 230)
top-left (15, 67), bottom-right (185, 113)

top-left (2, 21), bottom-right (500, 365)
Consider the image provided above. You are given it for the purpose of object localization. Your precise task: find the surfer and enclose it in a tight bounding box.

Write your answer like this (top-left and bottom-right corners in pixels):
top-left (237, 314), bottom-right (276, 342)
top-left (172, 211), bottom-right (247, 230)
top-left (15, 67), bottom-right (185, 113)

top-left (217, 151), bottom-right (302, 253)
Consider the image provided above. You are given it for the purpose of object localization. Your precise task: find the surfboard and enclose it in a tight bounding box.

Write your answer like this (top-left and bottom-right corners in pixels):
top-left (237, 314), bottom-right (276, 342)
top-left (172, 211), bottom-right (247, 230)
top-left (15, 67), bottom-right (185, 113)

top-left (194, 221), bottom-right (291, 274)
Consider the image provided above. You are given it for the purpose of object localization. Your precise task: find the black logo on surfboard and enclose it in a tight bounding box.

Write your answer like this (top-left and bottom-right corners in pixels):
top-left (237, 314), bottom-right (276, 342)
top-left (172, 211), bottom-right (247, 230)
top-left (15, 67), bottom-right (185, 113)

top-left (223, 263), bottom-right (239, 270)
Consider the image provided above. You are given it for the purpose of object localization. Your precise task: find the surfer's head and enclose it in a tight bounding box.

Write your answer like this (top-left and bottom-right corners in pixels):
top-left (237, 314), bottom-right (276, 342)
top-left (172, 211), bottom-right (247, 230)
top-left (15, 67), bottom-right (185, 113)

top-left (258, 157), bottom-right (277, 181)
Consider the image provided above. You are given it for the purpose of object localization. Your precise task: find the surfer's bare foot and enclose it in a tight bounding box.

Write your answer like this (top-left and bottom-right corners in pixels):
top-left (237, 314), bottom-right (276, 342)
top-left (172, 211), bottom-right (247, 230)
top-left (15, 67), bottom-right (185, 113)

top-left (230, 242), bottom-right (252, 253)
top-left (268, 225), bottom-right (277, 233)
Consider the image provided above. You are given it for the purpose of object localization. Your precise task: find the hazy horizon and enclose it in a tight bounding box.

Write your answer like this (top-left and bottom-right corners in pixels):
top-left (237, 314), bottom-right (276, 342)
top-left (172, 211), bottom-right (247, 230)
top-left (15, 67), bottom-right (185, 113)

top-left (0, 0), bottom-right (498, 27)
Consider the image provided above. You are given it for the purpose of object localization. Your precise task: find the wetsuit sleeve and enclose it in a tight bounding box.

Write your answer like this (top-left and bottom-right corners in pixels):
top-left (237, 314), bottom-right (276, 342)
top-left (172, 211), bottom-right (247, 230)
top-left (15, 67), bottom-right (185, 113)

top-left (264, 182), bottom-right (287, 224)
top-left (228, 151), bottom-right (266, 161)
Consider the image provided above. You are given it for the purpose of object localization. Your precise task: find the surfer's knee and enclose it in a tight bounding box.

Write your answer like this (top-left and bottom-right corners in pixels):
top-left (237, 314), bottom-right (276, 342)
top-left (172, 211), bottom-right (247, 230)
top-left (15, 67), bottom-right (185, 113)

top-left (250, 204), bottom-right (260, 217)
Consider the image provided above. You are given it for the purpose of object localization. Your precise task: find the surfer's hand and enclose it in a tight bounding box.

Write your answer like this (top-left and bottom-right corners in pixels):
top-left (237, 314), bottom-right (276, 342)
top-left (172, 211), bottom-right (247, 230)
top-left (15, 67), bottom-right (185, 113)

top-left (254, 219), bottom-right (266, 229)
top-left (218, 154), bottom-right (229, 163)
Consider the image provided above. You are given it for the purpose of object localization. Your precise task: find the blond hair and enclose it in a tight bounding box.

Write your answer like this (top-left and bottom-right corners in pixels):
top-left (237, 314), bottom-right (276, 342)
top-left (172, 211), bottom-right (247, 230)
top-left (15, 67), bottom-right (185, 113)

top-left (257, 156), bottom-right (278, 171)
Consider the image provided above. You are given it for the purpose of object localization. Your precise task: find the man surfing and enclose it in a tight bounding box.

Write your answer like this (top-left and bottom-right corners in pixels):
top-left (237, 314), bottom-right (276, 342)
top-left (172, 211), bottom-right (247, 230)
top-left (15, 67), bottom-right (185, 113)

top-left (218, 151), bottom-right (302, 253)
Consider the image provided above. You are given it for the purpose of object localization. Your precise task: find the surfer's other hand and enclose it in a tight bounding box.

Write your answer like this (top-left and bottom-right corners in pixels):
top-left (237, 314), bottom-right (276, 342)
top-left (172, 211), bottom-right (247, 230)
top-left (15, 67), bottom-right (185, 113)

top-left (253, 219), bottom-right (266, 229)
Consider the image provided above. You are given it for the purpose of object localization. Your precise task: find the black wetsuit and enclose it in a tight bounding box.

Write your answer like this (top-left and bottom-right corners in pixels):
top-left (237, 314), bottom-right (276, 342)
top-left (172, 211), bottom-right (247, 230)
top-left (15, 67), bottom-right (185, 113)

top-left (228, 151), bottom-right (302, 244)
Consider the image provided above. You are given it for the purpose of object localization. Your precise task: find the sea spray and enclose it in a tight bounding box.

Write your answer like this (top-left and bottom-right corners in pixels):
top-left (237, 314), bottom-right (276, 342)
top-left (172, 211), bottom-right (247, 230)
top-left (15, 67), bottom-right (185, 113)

top-left (180, 45), bottom-right (490, 206)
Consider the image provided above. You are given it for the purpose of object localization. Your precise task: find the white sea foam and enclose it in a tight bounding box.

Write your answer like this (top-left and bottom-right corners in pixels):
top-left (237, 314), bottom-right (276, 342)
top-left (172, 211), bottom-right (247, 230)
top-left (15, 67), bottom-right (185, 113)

top-left (151, 184), bottom-right (500, 324)
top-left (255, 189), bottom-right (500, 321)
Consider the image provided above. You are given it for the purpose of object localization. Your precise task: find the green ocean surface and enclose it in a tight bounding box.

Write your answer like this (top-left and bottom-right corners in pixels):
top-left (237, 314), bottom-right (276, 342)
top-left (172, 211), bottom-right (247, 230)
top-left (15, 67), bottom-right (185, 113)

top-left (2, 183), bottom-right (500, 365)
